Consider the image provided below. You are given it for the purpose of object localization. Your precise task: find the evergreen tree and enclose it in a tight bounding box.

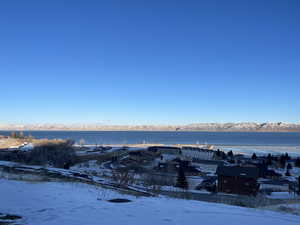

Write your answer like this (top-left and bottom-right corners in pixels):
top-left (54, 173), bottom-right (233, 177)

top-left (221, 152), bottom-right (227, 160)
top-left (279, 155), bottom-right (286, 169)
top-left (287, 163), bottom-right (293, 170)
top-left (284, 152), bottom-right (290, 161)
top-left (295, 158), bottom-right (300, 167)
top-left (267, 153), bottom-right (272, 160)
top-left (227, 150), bottom-right (233, 158)
top-left (285, 169), bottom-right (291, 176)
top-left (266, 154), bottom-right (272, 166)
top-left (175, 165), bottom-right (188, 189)
top-left (251, 153), bottom-right (257, 160)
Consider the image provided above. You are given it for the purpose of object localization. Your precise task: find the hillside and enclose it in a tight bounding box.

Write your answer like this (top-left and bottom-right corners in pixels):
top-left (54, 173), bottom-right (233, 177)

top-left (1, 179), bottom-right (300, 225)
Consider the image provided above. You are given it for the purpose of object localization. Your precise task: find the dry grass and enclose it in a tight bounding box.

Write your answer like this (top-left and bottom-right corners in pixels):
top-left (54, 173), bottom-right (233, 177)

top-left (0, 137), bottom-right (24, 149)
top-left (31, 138), bottom-right (68, 146)
top-left (277, 205), bottom-right (300, 215)
top-left (0, 136), bottom-right (70, 150)
top-left (0, 140), bottom-right (77, 168)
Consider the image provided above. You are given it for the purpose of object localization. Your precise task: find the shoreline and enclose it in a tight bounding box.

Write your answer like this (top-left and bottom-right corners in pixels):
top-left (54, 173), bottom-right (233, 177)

top-left (77, 143), bottom-right (300, 156)
top-left (1, 129), bottom-right (300, 132)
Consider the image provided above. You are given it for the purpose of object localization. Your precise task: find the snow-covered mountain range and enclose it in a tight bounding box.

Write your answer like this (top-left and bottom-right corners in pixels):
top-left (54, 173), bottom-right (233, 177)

top-left (0, 122), bottom-right (300, 131)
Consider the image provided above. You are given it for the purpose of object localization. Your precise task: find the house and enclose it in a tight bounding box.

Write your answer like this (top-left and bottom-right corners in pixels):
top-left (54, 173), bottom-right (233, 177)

top-left (242, 162), bottom-right (268, 178)
top-left (148, 146), bottom-right (181, 155)
top-left (181, 146), bottom-right (214, 160)
top-left (241, 162), bottom-right (282, 179)
top-left (216, 166), bottom-right (260, 196)
top-left (125, 150), bottom-right (157, 164)
top-left (157, 161), bottom-right (178, 173)
top-left (157, 158), bottom-right (203, 176)
top-left (173, 159), bottom-right (203, 176)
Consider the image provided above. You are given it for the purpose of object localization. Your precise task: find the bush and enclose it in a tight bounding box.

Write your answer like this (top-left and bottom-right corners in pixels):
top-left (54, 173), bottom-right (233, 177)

top-left (25, 141), bottom-right (77, 168)
top-left (111, 168), bottom-right (135, 187)
top-left (251, 153), bottom-right (257, 160)
top-left (0, 140), bottom-right (77, 168)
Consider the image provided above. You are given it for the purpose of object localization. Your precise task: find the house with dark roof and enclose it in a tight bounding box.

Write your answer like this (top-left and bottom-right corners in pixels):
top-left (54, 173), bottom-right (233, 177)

top-left (216, 166), bottom-right (260, 196)
top-left (147, 146), bottom-right (181, 155)
top-left (157, 158), bottom-right (204, 176)
top-left (242, 162), bottom-right (282, 179)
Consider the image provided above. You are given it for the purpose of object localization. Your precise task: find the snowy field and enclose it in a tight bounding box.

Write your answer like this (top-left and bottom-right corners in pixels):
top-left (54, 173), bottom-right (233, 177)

top-left (1, 179), bottom-right (300, 225)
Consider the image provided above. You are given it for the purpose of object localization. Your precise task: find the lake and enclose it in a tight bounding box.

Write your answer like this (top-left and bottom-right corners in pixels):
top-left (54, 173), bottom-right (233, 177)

top-left (1, 131), bottom-right (300, 155)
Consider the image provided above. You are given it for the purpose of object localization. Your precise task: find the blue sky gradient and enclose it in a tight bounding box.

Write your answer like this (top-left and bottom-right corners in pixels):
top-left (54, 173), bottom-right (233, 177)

top-left (1, 0), bottom-right (300, 125)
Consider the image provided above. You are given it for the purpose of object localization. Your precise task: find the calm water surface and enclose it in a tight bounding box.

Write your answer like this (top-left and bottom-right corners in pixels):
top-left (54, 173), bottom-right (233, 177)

top-left (1, 131), bottom-right (300, 146)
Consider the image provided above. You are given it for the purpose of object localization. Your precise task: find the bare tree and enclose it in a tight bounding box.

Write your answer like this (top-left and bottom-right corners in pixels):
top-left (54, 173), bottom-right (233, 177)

top-left (79, 138), bottom-right (85, 147)
top-left (111, 169), bottom-right (135, 187)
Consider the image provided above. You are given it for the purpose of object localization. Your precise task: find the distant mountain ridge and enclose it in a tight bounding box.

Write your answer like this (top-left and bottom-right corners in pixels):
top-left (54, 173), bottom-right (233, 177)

top-left (0, 122), bottom-right (300, 132)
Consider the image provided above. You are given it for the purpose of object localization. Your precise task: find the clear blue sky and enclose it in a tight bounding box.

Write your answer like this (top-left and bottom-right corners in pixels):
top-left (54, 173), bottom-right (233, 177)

top-left (1, 0), bottom-right (300, 125)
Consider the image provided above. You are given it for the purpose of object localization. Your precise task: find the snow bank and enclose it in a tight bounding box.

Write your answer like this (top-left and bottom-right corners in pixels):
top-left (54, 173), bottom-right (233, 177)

top-left (20, 143), bottom-right (34, 151)
top-left (268, 192), bottom-right (299, 200)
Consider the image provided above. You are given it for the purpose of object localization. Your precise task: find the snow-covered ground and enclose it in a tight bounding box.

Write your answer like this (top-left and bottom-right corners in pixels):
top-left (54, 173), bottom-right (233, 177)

top-left (75, 145), bottom-right (146, 155)
top-left (268, 192), bottom-right (299, 199)
top-left (1, 179), bottom-right (300, 225)
top-left (267, 203), bottom-right (300, 216)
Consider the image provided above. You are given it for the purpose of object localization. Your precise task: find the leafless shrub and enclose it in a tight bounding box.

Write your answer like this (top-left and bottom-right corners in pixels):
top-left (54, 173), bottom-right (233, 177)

top-left (142, 173), bottom-right (174, 187)
top-left (277, 206), bottom-right (300, 215)
top-left (79, 138), bottom-right (85, 146)
top-left (111, 169), bottom-right (135, 187)
top-left (97, 187), bottom-right (113, 200)
top-left (141, 173), bottom-right (175, 194)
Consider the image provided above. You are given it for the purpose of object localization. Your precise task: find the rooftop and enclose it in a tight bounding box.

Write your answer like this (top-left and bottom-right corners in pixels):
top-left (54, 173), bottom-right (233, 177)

top-left (216, 166), bottom-right (260, 179)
